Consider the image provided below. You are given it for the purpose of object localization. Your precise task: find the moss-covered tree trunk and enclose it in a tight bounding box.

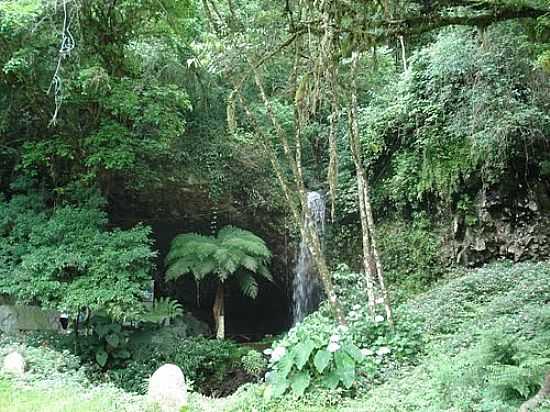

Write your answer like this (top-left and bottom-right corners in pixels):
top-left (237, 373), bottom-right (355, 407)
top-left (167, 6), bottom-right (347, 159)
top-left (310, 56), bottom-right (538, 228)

top-left (349, 51), bottom-right (393, 324)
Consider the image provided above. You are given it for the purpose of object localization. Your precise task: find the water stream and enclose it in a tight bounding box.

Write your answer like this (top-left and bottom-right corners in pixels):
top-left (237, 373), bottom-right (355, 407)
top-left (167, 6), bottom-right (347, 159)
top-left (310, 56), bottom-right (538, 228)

top-left (292, 191), bottom-right (325, 325)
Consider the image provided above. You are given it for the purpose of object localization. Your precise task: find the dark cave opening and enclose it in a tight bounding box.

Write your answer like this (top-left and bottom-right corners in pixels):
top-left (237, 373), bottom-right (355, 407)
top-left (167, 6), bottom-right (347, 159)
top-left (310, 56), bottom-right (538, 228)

top-left (150, 219), bottom-right (293, 340)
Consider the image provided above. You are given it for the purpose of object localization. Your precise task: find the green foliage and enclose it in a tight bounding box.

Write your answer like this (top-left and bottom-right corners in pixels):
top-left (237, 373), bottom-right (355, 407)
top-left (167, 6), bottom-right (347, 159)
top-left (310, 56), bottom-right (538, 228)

top-left (241, 350), bottom-right (268, 379)
top-left (335, 27), bottom-right (549, 218)
top-left (78, 316), bottom-right (132, 370)
top-left (263, 313), bottom-right (364, 399)
top-left (0, 335), bottom-right (149, 412)
top-left (332, 264), bottom-right (425, 367)
top-left (376, 214), bottom-right (445, 297)
top-left (0, 335), bottom-right (84, 385)
top-left (137, 297), bottom-right (184, 325)
top-left (0, 189), bottom-right (156, 319)
top-left (358, 262), bottom-right (550, 412)
top-left (109, 336), bottom-right (249, 395)
top-left (166, 225), bottom-right (272, 297)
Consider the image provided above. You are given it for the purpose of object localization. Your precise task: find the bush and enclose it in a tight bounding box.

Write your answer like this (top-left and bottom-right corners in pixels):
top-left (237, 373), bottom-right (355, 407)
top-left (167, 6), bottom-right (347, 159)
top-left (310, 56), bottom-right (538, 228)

top-left (241, 350), bottom-right (268, 379)
top-left (0, 188), bottom-right (156, 320)
top-left (0, 334), bottom-right (86, 386)
top-left (358, 262), bottom-right (550, 412)
top-left (108, 335), bottom-right (250, 396)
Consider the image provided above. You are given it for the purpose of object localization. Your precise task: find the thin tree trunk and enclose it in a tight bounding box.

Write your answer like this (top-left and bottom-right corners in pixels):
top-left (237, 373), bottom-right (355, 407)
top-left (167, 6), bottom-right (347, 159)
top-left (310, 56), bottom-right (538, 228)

top-left (349, 51), bottom-right (393, 324)
top-left (213, 283), bottom-right (225, 339)
top-left (237, 73), bottom-right (347, 325)
top-left (399, 35), bottom-right (408, 71)
top-left (327, 66), bottom-right (339, 223)
top-left (362, 183), bottom-right (393, 324)
top-left (348, 52), bottom-right (377, 319)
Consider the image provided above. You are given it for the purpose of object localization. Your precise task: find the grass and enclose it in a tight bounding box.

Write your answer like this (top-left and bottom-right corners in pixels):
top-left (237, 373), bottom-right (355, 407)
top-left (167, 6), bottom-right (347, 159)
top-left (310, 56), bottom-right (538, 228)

top-left (0, 377), bottom-right (146, 412)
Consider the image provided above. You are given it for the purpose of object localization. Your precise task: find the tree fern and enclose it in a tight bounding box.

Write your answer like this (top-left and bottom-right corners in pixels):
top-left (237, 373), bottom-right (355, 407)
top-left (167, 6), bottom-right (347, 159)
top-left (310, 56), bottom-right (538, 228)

top-left (165, 225), bottom-right (273, 339)
top-left (165, 225), bottom-right (272, 288)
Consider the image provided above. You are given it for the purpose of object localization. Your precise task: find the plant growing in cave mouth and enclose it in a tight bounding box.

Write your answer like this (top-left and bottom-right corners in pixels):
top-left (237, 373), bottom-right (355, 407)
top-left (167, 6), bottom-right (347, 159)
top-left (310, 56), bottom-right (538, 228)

top-left (165, 226), bottom-right (272, 339)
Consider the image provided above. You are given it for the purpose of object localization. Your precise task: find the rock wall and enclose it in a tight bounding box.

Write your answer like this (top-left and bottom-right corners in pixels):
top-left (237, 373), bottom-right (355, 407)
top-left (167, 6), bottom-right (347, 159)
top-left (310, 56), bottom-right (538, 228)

top-left (0, 304), bottom-right (63, 334)
top-left (450, 182), bottom-right (550, 266)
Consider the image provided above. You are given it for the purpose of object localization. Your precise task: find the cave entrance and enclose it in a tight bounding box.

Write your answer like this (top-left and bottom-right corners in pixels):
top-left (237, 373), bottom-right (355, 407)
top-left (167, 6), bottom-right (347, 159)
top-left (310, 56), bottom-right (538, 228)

top-left (151, 220), bottom-right (293, 341)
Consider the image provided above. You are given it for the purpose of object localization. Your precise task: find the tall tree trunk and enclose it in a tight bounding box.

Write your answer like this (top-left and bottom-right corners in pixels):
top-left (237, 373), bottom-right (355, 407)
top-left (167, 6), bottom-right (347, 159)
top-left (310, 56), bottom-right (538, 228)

top-left (349, 51), bottom-right (393, 324)
top-left (236, 70), bottom-right (347, 325)
top-left (213, 283), bottom-right (225, 339)
top-left (348, 90), bottom-right (377, 319)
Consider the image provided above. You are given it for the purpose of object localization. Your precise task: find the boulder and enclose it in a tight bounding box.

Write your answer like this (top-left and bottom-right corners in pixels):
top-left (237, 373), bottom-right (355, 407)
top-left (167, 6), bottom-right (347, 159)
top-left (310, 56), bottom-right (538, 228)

top-left (3, 351), bottom-right (25, 376)
top-left (147, 364), bottom-right (188, 412)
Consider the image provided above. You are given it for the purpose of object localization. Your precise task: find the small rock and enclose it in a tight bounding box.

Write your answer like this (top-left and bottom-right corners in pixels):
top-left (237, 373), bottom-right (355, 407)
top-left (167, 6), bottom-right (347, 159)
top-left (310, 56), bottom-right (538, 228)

top-left (3, 351), bottom-right (25, 376)
top-left (147, 364), bottom-right (187, 412)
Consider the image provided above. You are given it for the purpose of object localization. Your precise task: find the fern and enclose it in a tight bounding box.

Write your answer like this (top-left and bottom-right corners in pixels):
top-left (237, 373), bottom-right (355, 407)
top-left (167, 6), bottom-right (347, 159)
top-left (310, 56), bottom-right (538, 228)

top-left (236, 272), bottom-right (259, 299)
top-left (165, 225), bottom-right (272, 298)
top-left (138, 297), bottom-right (184, 324)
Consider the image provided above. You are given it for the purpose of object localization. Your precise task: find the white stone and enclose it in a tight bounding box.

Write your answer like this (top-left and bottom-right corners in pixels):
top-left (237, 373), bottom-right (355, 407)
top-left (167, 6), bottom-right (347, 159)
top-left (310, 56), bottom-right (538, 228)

top-left (147, 364), bottom-right (187, 412)
top-left (3, 351), bottom-right (25, 376)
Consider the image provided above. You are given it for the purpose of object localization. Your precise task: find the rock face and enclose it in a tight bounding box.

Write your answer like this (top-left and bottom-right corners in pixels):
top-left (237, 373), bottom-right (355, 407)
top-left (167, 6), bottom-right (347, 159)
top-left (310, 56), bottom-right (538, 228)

top-left (147, 364), bottom-right (187, 412)
top-left (0, 303), bottom-right (63, 334)
top-left (448, 184), bottom-right (550, 266)
top-left (3, 352), bottom-right (25, 376)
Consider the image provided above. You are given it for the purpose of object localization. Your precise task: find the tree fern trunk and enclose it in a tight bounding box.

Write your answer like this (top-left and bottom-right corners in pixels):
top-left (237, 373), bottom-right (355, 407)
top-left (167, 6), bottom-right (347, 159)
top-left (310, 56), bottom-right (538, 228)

top-left (213, 283), bottom-right (225, 340)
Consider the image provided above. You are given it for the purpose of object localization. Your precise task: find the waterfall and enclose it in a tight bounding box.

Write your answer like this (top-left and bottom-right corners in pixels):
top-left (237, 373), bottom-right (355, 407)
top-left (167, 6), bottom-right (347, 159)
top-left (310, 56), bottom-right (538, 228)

top-left (292, 191), bottom-right (325, 325)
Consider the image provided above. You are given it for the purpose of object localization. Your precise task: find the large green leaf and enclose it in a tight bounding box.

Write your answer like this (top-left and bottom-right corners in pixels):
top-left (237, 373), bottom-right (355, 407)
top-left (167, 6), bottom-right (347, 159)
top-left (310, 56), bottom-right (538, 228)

top-left (95, 348), bottom-right (108, 367)
top-left (294, 339), bottom-right (316, 370)
top-left (267, 372), bottom-right (289, 398)
top-left (334, 351), bottom-right (356, 389)
top-left (345, 342), bottom-right (364, 363)
top-left (313, 349), bottom-right (332, 374)
top-left (277, 352), bottom-right (295, 378)
top-left (321, 369), bottom-right (340, 389)
top-left (105, 333), bottom-right (120, 348)
top-left (290, 370), bottom-right (311, 397)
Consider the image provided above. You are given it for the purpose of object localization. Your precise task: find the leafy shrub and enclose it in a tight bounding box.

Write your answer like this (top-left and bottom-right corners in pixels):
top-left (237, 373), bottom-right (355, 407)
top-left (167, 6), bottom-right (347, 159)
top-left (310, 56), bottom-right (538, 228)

top-left (108, 336), bottom-right (249, 395)
top-left (262, 262), bottom-right (426, 400)
top-left (0, 188), bottom-right (156, 320)
top-left (357, 262), bottom-right (550, 412)
top-left (0, 335), bottom-right (148, 412)
top-left (333, 264), bottom-right (425, 365)
top-left (241, 350), bottom-right (268, 379)
top-left (78, 316), bottom-right (132, 369)
top-left (0, 335), bottom-right (86, 385)
top-left (264, 311), bottom-right (364, 398)
top-left (429, 327), bottom-right (550, 411)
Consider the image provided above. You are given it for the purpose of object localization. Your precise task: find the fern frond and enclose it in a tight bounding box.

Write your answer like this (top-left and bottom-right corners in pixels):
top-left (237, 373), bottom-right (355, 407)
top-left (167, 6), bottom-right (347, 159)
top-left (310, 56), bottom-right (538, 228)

top-left (138, 297), bottom-right (184, 324)
top-left (192, 259), bottom-right (217, 279)
top-left (257, 264), bottom-right (273, 281)
top-left (166, 258), bottom-right (194, 280)
top-left (241, 255), bottom-right (259, 272)
top-left (236, 272), bottom-right (258, 299)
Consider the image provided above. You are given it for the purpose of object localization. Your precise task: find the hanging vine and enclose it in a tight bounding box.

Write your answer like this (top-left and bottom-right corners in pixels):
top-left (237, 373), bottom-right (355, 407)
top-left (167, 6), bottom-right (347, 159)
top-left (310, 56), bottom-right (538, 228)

top-left (48, 0), bottom-right (78, 126)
